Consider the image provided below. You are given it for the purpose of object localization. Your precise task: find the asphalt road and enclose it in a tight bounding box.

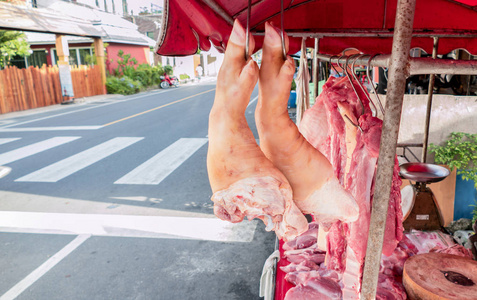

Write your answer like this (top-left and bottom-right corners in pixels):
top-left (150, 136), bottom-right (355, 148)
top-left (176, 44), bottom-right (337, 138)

top-left (0, 80), bottom-right (276, 300)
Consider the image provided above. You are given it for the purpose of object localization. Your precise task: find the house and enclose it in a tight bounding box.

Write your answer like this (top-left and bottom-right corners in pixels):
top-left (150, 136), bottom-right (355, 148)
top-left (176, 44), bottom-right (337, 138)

top-left (123, 10), bottom-right (225, 79)
top-left (17, 0), bottom-right (155, 74)
top-left (123, 13), bottom-right (162, 66)
top-left (166, 48), bottom-right (224, 80)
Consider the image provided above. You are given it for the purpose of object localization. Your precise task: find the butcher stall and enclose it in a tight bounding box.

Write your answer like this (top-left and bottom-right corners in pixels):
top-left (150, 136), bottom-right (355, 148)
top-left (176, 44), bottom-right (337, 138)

top-left (156, 0), bottom-right (477, 299)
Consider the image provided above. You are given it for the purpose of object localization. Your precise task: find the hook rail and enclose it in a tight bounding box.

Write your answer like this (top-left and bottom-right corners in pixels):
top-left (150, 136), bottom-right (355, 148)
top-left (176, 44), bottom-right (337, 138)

top-left (317, 53), bottom-right (477, 75)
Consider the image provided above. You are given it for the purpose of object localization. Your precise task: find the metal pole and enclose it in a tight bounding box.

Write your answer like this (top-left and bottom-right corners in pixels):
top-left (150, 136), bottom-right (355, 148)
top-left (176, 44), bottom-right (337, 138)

top-left (315, 53), bottom-right (477, 75)
top-left (409, 56), bottom-right (477, 75)
top-left (361, 0), bottom-right (416, 299)
top-left (316, 53), bottom-right (391, 69)
top-left (421, 37), bottom-right (439, 163)
top-left (312, 38), bottom-right (320, 100)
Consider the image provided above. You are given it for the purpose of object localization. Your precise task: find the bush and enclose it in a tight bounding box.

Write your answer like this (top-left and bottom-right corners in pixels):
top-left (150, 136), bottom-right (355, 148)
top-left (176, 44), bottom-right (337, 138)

top-left (180, 74), bottom-right (190, 80)
top-left (164, 65), bottom-right (173, 75)
top-left (109, 49), bottom-right (170, 94)
top-left (130, 63), bottom-right (164, 87)
top-left (106, 76), bottom-right (142, 95)
top-left (430, 132), bottom-right (477, 189)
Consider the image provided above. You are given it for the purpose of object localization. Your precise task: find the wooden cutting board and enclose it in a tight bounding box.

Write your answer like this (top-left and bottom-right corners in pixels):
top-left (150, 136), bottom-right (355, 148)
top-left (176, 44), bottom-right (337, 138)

top-left (403, 252), bottom-right (477, 300)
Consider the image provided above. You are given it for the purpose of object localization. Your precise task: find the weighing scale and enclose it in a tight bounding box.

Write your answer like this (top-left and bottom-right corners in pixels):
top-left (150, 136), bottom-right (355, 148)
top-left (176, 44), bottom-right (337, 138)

top-left (399, 163), bottom-right (450, 231)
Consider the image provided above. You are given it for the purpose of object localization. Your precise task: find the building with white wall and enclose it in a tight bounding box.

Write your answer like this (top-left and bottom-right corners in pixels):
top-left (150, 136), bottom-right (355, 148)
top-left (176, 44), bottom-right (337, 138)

top-left (162, 46), bottom-right (224, 79)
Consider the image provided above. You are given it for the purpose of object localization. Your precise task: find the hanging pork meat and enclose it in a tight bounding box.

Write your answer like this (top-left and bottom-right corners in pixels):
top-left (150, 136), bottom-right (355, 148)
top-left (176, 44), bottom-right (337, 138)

top-left (255, 22), bottom-right (359, 225)
top-left (299, 75), bottom-right (404, 297)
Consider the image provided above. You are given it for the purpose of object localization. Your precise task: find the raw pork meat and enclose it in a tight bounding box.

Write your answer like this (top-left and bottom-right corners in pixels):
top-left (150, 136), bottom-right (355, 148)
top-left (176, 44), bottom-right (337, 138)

top-left (207, 20), bottom-right (308, 241)
top-left (299, 76), bottom-right (404, 297)
top-left (277, 223), bottom-right (343, 299)
top-left (279, 225), bottom-right (468, 299)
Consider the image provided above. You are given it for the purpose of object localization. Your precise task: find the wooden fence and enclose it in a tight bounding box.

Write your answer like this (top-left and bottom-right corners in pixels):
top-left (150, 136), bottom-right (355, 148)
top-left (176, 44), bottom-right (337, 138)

top-left (0, 65), bottom-right (105, 114)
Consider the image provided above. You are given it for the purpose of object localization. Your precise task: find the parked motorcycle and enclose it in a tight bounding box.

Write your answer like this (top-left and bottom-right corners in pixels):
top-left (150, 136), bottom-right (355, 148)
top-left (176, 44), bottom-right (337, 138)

top-left (160, 74), bottom-right (179, 89)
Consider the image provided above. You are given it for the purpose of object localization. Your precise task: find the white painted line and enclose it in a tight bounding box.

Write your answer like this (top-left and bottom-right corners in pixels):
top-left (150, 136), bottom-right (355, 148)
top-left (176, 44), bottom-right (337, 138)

top-left (0, 234), bottom-right (90, 300)
top-left (0, 126), bottom-right (102, 132)
top-left (0, 101), bottom-right (126, 129)
top-left (0, 86), bottom-right (188, 129)
top-left (16, 137), bottom-right (143, 182)
top-left (247, 95), bottom-right (259, 108)
top-left (0, 138), bottom-right (21, 145)
top-left (0, 211), bottom-right (257, 242)
top-left (0, 137), bottom-right (80, 166)
top-left (115, 138), bottom-right (207, 185)
top-left (0, 166), bottom-right (11, 178)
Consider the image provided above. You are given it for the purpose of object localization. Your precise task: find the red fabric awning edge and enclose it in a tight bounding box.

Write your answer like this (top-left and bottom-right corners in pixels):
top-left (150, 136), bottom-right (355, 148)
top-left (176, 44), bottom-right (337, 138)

top-left (156, 0), bottom-right (477, 57)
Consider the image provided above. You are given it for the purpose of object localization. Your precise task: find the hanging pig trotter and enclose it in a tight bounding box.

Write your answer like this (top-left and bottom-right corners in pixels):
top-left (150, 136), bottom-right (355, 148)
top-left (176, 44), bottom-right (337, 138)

top-left (207, 20), bottom-right (308, 241)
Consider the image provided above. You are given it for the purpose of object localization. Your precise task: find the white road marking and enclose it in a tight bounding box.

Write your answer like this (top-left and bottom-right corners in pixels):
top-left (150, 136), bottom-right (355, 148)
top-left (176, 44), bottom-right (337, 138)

top-left (0, 86), bottom-right (188, 129)
top-left (0, 166), bottom-right (11, 178)
top-left (109, 196), bottom-right (163, 202)
top-left (0, 211), bottom-right (257, 242)
top-left (247, 95), bottom-right (259, 108)
top-left (0, 100), bottom-right (126, 129)
top-left (0, 138), bottom-right (21, 145)
top-left (115, 138), bottom-right (207, 185)
top-left (16, 137), bottom-right (143, 182)
top-left (0, 190), bottom-right (214, 218)
top-left (0, 234), bottom-right (90, 300)
top-left (0, 137), bottom-right (80, 165)
top-left (0, 126), bottom-right (102, 132)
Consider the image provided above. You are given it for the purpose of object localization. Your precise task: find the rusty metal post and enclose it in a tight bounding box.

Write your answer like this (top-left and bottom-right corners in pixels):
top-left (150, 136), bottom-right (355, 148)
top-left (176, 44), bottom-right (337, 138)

top-left (421, 37), bottom-right (439, 163)
top-left (312, 38), bottom-right (320, 100)
top-left (361, 0), bottom-right (416, 299)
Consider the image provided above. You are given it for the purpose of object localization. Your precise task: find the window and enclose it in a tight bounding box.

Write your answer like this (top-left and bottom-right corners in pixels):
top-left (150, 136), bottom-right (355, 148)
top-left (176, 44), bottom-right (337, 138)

top-left (78, 48), bottom-right (93, 65)
top-left (52, 48), bottom-right (93, 66)
top-left (27, 50), bottom-right (47, 67)
top-left (146, 32), bottom-right (155, 39)
top-left (10, 55), bottom-right (27, 69)
top-left (69, 49), bottom-right (78, 66)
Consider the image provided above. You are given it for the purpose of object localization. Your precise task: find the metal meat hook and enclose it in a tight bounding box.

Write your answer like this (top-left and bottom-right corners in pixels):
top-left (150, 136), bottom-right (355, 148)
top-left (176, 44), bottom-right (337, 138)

top-left (280, 0), bottom-right (286, 60)
top-left (344, 54), bottom-right (365, 117)
top-left (351, 54), bottom-right (378, 117)
top-left (245, 0), bottom-right (252, 60)
top-left (329, 55), bottom-right (340, 75)
top-left (336, 105), bottom-right (363, 133)
top-left (336, 56), bottom-right (364, 133)
top-left (367, 54), bottom-right (385, 115)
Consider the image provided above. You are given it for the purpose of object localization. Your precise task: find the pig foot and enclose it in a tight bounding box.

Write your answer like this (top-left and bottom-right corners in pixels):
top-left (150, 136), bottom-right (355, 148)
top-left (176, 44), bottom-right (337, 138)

top-left (207, 20), bottom-right (308, 240)
top-left (256, 22), bottom-right (358, 222)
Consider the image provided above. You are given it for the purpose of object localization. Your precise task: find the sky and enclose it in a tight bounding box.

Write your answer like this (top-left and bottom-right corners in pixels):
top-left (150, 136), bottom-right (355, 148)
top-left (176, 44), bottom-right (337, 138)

top-left (127, 0), bottom-right (163, 15)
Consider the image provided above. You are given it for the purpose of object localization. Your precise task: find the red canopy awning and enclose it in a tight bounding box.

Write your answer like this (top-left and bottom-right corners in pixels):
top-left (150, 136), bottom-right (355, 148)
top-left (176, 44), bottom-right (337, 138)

top-left (156, 0), bottom-right (477, 56)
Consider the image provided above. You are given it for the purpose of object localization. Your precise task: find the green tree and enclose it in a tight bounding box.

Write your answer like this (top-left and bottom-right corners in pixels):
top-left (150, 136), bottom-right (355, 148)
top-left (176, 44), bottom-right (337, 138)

top-left (0, 30), bottom-right (31, 68)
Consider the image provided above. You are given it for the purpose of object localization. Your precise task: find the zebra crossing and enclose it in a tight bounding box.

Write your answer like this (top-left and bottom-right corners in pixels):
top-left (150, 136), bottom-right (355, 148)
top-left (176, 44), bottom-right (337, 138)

top-left (0, 136), bottom-right (208, 185)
